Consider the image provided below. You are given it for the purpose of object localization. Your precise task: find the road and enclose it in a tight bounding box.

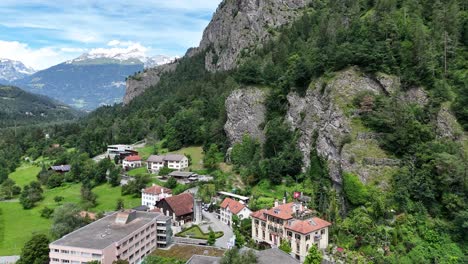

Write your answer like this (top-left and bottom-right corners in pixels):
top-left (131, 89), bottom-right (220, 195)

top-left (200, 211), bottom-right (234, 249)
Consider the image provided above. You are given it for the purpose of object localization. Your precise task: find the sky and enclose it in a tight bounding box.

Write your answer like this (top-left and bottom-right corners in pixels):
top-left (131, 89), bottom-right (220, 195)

top-left (0, 0), bottom-right (222, 70)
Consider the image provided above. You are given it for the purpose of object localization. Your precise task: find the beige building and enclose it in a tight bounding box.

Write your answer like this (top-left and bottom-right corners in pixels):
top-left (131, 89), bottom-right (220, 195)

top-left (49, 210), bottom-right (171, 264)
top-left (146, 154), bottom-right (189, 173)
top-left (219, 198), bottom-right (251, 227)
top-left (251, 201), bottom-right (331, 262)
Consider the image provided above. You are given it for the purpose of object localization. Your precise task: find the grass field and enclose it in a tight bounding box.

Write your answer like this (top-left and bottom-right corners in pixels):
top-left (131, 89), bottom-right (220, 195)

top-left (152, 244), bottom-right (225, 261)
top-left (8, 164), bottom-right (41, 187)
top-left (176, 225), bottom-right (223, 240)
top-left (127, 167), bottom-right (149, 176)
top-left (92, 184), bottom-right (141, 212)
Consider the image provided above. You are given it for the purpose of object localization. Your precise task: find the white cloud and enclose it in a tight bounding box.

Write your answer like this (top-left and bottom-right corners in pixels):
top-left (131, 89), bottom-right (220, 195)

top-left (60, 47), bottom-right (86, 53)
top-left (0, 40), bottom-right (78, 70)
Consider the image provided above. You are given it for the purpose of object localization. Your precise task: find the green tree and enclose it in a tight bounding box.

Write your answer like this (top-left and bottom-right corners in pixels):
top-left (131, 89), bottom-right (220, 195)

top-left (304, 244), bottom-right (322, 264)
top-left (0, 178), bottom-right (21, 200)
top-left (80, 184), bottom-right (97, 209)
top-left (165, 176), bottom-right (177, 189)
top-left (159, 167), bottom-right (174, 177)
top-left (19, 181), bottom-right (43, 209)
top-left (17, 234), bottom-right (50, 264)
top-left (51, 203), bottom-right (86, 239)
top-left (40, 207), bottom-right (54, 219)
top-left (112, 260), bottom-right (129, 264)
top-left (279, 239), bottom-right (292, 254)
top-left (203, 144), bottom-right (221, 170)
top-left (108, 166), bottom-right (121, 187)
top-left (54, 196), bottom-right (64, 204)
top-left (343, 172), bottom-right (369, 206)
top-left (207, 227), bottom-right (216, 246)
top-left (116, 198), bottom-right (125, 211)
top-left (122, 175), bottom-right (150, 197)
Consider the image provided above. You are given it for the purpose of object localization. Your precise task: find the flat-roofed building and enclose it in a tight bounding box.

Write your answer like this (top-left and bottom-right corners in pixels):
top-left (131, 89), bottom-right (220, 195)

top-left (49, 210), bottom-right (171, 264)
top-left (107, 145), bottom-right (133, 158)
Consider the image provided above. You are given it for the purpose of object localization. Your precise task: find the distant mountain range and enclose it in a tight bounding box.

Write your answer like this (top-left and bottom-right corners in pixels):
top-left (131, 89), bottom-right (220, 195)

top-left (0, 85), bottom-right (81, 128)
top-left (0, 51), bottom-right (174, 111)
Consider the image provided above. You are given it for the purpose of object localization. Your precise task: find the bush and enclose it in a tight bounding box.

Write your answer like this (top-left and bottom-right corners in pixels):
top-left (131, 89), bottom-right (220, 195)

top-left (343, 172), bottom-right (369, 206)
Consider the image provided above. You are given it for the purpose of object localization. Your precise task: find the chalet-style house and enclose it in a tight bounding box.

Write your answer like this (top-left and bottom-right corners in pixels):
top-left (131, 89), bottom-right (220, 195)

top-left (123, 155), bottom-right (142, 170)
top-left (251, 200), bottom-right (331, 262)
top-left (219, 198), bottom-right (252, 227)
top-left (141, 184), bottom-right (172, 209)
top-left (147, 154), bottom-right (189, 173)
top-left (49, 165), bottom-right (71, 173)
top-left (155, 192), bottom-right (194, 226)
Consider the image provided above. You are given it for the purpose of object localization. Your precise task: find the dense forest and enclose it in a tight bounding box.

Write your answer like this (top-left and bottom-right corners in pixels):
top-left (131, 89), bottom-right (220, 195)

top-left (0, 0), bottom-right (467, 262)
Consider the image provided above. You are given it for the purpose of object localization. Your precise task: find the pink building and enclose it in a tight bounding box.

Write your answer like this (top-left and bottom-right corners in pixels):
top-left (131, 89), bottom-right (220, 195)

top-left (49, 210), bottom-right (171, 264)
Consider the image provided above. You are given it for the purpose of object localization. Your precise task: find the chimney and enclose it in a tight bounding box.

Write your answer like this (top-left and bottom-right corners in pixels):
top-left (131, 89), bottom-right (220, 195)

top-left (161, 188), bottom-right (164, 194)
top-left (274, 199), bottom-right (279, 207)
top-left (292, 204), bottom-right (297, 214)
top-left (283, 197), bottom-right (286, 204)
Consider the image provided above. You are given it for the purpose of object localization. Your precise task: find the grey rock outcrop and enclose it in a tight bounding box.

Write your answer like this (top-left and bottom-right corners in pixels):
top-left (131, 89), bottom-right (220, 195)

top-left (400, 87), bottom-right (429, 106)
top-left (191, 0), bottom-right (311, 72)
top-left (123, 62), bottom-right (178, 105)
top-left (224, 88), bottom-right (267, 144)
top-left (286, 68), bottom-right (385, 184)
top-left (436, 104), bottom-right (464, 140)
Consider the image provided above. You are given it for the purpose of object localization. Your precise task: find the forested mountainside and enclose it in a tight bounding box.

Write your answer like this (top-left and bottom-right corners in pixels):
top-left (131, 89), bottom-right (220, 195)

top-left (1, 0), bottom-right (467, 262)
top-left (0, 85), bottom-right (80, 128)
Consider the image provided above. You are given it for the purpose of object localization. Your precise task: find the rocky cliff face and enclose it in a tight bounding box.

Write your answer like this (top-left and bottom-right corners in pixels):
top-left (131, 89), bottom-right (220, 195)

top-left (192, 0), bottom-right (311, 72)
top-left (124, 0), bottom-right (310, 105)
top-left (224, 88), bottom-right (267, 144)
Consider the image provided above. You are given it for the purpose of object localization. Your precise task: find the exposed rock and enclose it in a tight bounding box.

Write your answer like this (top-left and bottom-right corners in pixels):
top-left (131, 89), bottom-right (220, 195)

top-left (375, 72), bottom-right (400, 94)
top-left (362, 157), bottom-right (400, 166)
top-left (224, 88), bottom-right (267, 145)
top-left (400, 87), bottom-right (429, 106)
top-left (436, 104), bottom-right (464, 141)
top-left (191, 0), bottom-right (311, 72)
top-left (123, 62), bottom-right (178, 105)
top-left (286, 67), bottom-right (385, 184)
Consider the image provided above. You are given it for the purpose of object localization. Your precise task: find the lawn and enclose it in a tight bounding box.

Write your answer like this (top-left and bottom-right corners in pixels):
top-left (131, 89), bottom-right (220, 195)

top-left (127, 167), bottom-right (149, 176)
top-left (152, 244), bottom-right (225, 261)
top-left (176, 225), bottom-right (223, 240)
top-left (92, 184), bottom-right (141, 212)
top-left (8, 164), bottom-right (41, 187)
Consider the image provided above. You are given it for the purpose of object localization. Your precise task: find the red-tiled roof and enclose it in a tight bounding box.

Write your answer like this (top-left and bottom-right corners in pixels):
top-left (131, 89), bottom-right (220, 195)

top-left (251, 209), bottom-right (267, 221)
top-left (124, 155), bottom-right (142, 161)
top-left (220, 198), bottom-right (246, 215)
top-left (285, 217), bottom-right (331, 234)
top-left (164, 193), bottom-right (193, 216)
top-left (143, 184), bottom-right (172, 195)
top-left (264, 202), bottom-right (295, 220)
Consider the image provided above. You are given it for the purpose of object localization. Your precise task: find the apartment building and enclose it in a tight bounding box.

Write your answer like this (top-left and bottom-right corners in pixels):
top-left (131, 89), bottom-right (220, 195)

top-left (219, 198), bottom-right (251, 227)
top-left (141, 184), bottom-right (172, 209)
top-left (146, 154), bottom-right (189, 173)
top-left (49, 210), bottom-right (171, 264)
top-left (251, 201), bottom-right (331, 262)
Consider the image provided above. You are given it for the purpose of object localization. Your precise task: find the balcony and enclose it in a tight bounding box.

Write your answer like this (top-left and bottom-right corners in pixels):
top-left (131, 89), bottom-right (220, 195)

top-left (314, 234), bottom-right (322, 241)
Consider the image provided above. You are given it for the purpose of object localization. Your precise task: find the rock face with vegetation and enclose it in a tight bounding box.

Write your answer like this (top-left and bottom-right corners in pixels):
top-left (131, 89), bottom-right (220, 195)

top-left (123, 0), bottom-right (310, 104)
top-left (224, 88), bottom-right (267, 144)
top-left (191, 0), bottom-right (311, 72)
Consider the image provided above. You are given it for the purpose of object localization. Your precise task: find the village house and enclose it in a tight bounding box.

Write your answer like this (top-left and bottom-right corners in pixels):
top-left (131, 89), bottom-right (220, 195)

top-left (155, 192), bottom-right (194, 226)
top-left (107, 145), bottom-right (134, 159)
top-left (219, 198), bottom-right (252, 227)
top-left (146, 154), bottom-right (189, 173)
top-left (168, 171), bottom-right (198, 183)
top-left (122, 155), bottom-right (142, 170)
top-left (251, 199), bottom-right (331, 262)
top-left (49, 165), bottom-right (71, 173)
top-left (141, 184), bottom-right (172, 209)
top-left (49, 210), bottom-right (171, 264)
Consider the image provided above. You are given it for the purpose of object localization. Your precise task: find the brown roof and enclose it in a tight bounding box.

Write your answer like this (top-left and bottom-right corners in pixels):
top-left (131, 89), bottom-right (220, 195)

top-left (251, 209), bottom-right (267, 221)
top-left (124, 155), bottom-right (142, 162)
top-left (285, 217), bottom-right (332, 234)
top-left (220, 198), bottom-right (246, 215)
top-left (143, 184), bottom-right (172, 195)
top-left (147, 155), bottom-right (165, 163)
top-left (163, 193), bottom-right (193, 216)
top-left (164, 154), bottom-right (186, 161)
top-left (264, 202), bottom-right (295, 220)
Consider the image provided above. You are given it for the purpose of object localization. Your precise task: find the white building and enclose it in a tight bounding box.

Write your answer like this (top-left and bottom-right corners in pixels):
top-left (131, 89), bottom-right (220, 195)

top-left (122, 155), bottom-right (142, 170)
top-left (146, 154), bottom-right (189, 173)
top-left (107, 145), bottom-right (133, 158)
top-left (220, 198), bottom-right (251, 227)
top-left (141, 184), bottom-right (172, 209)
top-left (251, 201), bottom-right (331, 262)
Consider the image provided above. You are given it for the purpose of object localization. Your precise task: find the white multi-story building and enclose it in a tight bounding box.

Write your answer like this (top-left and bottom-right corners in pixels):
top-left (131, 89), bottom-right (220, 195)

top-left (49, 210), bottom-right (171, 264)
top-left (123, 155), bottom-right (142, 170)
top-left (219, 198), bottom-right (251, 227)
top-left (251, 201), bottom-right (331, 262)
top-left (141, 184), bottom-right (172, 209)
top-left (146, 154), bottom-right (189, 173)
top-left (107, 145), bottom-right (133, 158)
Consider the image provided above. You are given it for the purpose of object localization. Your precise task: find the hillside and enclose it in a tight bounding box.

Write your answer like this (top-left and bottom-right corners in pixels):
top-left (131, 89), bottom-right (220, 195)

top-left (1, 0), bottom-right (467, 262)
top-left (0, 85), bottom-right (80, 128)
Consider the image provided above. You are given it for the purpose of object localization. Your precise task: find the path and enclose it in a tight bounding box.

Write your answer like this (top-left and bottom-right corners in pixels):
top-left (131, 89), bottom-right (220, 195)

top-left (200, 211), bottom-right (233, 249)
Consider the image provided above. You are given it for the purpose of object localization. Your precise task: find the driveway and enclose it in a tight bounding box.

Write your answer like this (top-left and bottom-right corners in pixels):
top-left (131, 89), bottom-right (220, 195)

top-left (200, 211), bottom-right (234, 249)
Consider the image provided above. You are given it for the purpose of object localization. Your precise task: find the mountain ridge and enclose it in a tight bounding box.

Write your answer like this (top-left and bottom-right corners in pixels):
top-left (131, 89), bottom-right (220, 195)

top-left (0, 59), bottom-right (35, 83)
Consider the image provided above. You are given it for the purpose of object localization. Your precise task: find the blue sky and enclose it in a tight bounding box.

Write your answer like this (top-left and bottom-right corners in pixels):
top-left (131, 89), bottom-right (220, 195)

top-left (0, 0), bottom-right (222, 69)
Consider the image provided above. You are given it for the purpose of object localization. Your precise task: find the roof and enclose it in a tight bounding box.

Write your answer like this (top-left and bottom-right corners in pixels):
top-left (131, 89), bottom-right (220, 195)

top-left (256, 248), bottom-right (300, 264)
top-left (50, 165), bottom-right (71, 172)
top-left (51, 211), bottom-right (170, 250)
top-left (285, 217), bottom-right (332, 234)
top-left (124, 155), bottom-right (142, 162)
top-left (220, 198), bottom-right (246, 215)
top-left (186, 255), bottom-right (220, 264)
top-left (264, 202), bottom-right (295, 220)
top-left (164, 154), bottom-right (186, 161)
top-left (251, 209), bottom-right (267, 221)
top-left (143, 184), bottom-right (172, 195)
top-left (79, 211), bottom-right (96, 220)
top-left (147, 155), bottom-right (165, 163)
top-left (162, 193), bottom-right (194, 216)
top-left (169, 171), bottom-right (196, 178)
top-left (218, 191), bottom-right (249, 201)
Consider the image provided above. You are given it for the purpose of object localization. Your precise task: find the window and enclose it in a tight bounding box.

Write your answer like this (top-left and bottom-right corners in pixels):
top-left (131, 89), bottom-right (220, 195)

top-left (60, 250), bottom-right (69, 254)
top-left (91, 254), bottom-right (101, 258)
top-left (81, 253), bottom-right (91, 258)
top-left (306, 235), bottom-right (310, 241)
top-left (295, 234), bottom-right (301, 240)
top-left (321, 229), bottom-right (326, 235)
top-left (287, 231), bottom-right (292, 237)
top-left (53, 249), bottom-right (60, 253)
top-left (62, 260), bottom-right (70, 263)
top-left (52, 259), bottom-right (59, 262)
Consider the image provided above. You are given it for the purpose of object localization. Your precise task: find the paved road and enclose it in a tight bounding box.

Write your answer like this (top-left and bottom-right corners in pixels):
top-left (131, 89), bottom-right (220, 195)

top-left (0, 256), bottom-right (19, 264)
top-left (200, 211), bottom-right (233, 249)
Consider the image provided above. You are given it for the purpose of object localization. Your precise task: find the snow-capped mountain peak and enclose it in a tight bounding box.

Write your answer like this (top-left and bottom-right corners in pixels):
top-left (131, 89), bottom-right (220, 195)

top-left (0, 59), bottom-right (36, 83)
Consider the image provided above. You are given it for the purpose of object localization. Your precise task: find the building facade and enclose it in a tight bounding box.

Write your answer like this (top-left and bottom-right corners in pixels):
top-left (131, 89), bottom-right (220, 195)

top-left (49, 210), bottom-right (171, 264)
top-left (146, 154), bottom-right (189, 173)
top-left (141, 184), bottom-right (172, 209)
top-left (155, 192), bottom-right (194, 226)
top-left (123, 155), bottom-right (142, 170)
top-left (107, 145), bottom-right (133, 158)
top-left (219, 198), bottom-right (251, 227)
top-left (251, 201), bottom-right (331, 262)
